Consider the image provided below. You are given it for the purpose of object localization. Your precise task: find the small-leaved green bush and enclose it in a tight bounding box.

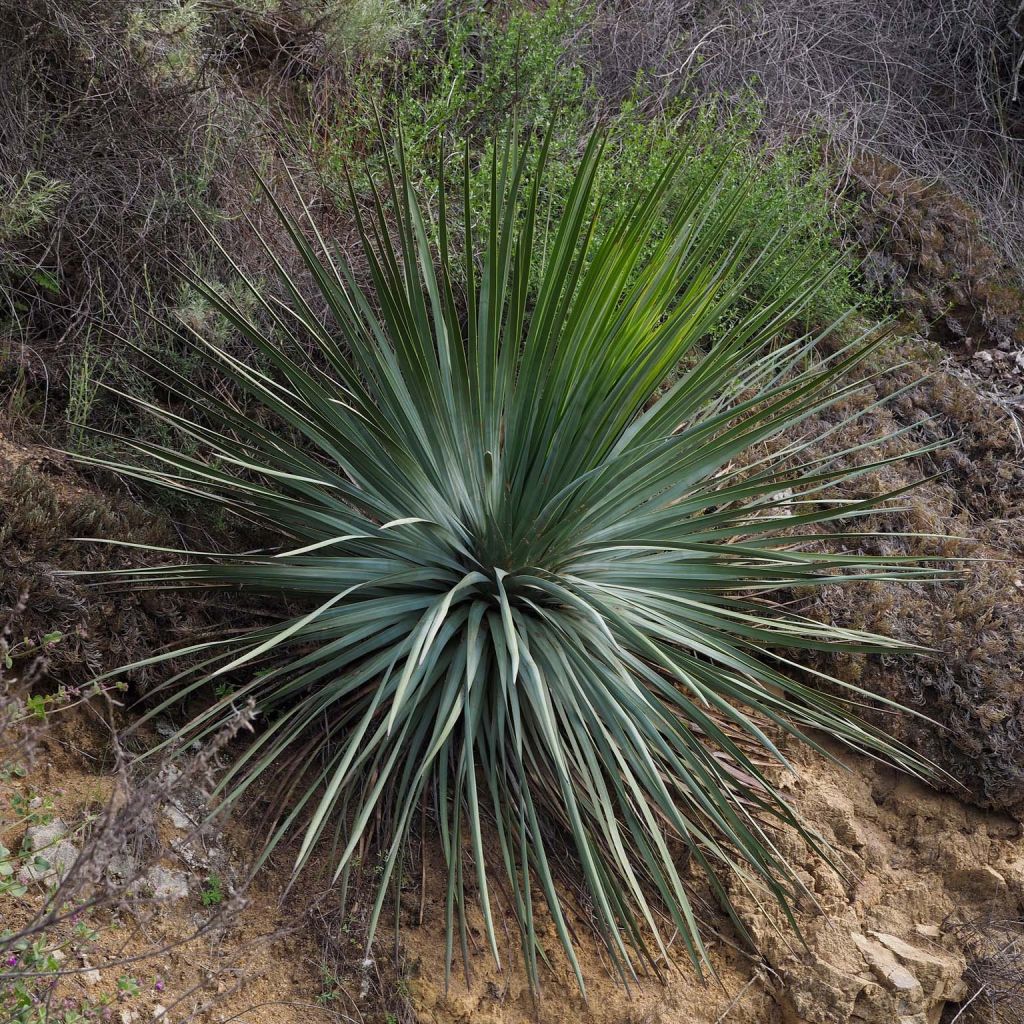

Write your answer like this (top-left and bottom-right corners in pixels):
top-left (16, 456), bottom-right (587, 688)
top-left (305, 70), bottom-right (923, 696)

top-left (314, 0), bottom-right (859, 323)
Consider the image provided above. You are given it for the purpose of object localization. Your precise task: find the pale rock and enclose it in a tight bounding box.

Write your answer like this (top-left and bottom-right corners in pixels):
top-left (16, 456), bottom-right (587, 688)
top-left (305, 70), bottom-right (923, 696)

top-left (870, 931), bottom-right (965, 1005)
top-left (83, 968), bottom-right (102, 987)
top-left (849, 978), bottom-right (890, 1021)
top-left (144, 865), bottom-right (190, 901)
top-left (998, 856), bottom-right (1024, 904)
top-left (20, 818), bottom-right (67, 851)
top-left (17, 819), bottom-right (80, 886)
top-left (105, 851), bottom-right (139, 883)
top-left (163, 804), bottom-right (192, 831)
top-left (847, 931), bottom-right (965, 1024)
top-left (853, 933), bottom-right (922, 1001)
top-left (784, 956), bottom-right (868, 1023)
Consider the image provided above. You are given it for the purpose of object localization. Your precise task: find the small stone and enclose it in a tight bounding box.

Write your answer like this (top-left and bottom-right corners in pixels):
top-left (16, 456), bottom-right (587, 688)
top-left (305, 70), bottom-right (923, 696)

top-left (163, 805), bottom-right (192, 832)
top-left (22, 819), bottom-right (67, 848)
top-left (144, 866), bottom-right (190, 901)
top-left (870, 931), bottom-right (965, 1002)
top-left (83, 969), bottom-right (102, 987)
top-left (17, 820), bottom-right (80, 886)
top-left (106, 851), bottom-right (139, 882)
top-left (851, 932), bottom-right (924, 1001)
top-left (152, 1004), bottom-right (167, 1019)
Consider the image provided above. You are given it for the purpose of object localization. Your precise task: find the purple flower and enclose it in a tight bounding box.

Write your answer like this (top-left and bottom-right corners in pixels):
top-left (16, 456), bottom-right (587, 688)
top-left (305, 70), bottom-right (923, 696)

top-left (154, 979), bottom-right (165, 993)
top-left (4, 955), bottom-right (17, 967)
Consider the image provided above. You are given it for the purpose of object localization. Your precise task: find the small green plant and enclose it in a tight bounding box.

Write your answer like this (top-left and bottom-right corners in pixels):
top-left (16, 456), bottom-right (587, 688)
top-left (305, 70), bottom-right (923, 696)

top-left (0, 172), bottom-right (69, 245)
top-left (116, 975), bottom-right (140, 997)
top-left (316, 964), bottom-right (344, 1006)
top-left (126, 0), bottom-right (209, 81)
top-left (200, 874), bottom-right (224, 907)
top-left (319, 0), bottom-right (423, 66)
top-left (0, 844), bottom-right (27, 899)
top-left (83, 130), bottom-right (945, 993)
top-left (67, 338), bottom-right (102, 447)
top-left (9, 792), bottom-right (54, 828)
top-left (0, 763), bottom-right (28, 784)
top-left (2, 630), bottom-right (62, 671)
top-left (0, 934), bottom-right (120, 1023)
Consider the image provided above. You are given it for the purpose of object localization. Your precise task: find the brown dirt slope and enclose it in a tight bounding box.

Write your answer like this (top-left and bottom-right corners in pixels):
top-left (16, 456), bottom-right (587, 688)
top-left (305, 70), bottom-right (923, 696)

top-left (5, 710), bottom-right (1022, 1024)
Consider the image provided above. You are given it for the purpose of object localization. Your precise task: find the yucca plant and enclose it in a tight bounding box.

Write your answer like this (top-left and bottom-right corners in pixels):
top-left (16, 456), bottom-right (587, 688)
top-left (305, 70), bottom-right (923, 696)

top-left (77, 131), bottom-right (945, 994)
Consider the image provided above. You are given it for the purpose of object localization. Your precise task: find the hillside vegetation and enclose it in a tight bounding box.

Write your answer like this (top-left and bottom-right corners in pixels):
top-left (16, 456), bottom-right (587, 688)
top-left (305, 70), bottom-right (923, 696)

top-left (1, 3), bottom-right (1023, 1023)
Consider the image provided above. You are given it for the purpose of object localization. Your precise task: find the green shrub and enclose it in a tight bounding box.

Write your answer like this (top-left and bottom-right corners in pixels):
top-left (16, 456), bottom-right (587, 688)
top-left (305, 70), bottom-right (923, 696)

top-left (0, 172), bottom-right (68, 246)
top-left (314, 0), bottom-right (859, 323)
top-left (318, 0), bottom-right (423, 65)
top-left (81, 132), bottom-right (943, 992)
top-left (200, 874), bottom-right (224, 907)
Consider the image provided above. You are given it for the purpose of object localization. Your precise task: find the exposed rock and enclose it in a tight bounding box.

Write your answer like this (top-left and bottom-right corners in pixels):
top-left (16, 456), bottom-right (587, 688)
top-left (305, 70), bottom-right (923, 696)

top-left (16, 819), bottom-right (80, 886)
top-left (163, 804), bottom-right (192, 832)
top-left (725, 745), bottom-right (989, 1024)
top-left (105, 851), bottom-right (139, 884)
top-left (948, 864), bottom-right (1008, 902)
top-left (143, 865), bottom-right (190, 901)
top-left (847, 932), bottom-right (965, 1023)
top-left (852, 933), bottom-right (923, 1002)
top-left (749, 916), bottom-right (965, 1024)
top-left (870, 933), bottom-right (964, 1012)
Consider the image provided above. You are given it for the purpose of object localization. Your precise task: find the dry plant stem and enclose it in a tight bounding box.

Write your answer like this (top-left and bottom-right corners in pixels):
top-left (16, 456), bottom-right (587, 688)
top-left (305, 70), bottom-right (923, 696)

top-left (582, 0), bottom-right (1024, 280)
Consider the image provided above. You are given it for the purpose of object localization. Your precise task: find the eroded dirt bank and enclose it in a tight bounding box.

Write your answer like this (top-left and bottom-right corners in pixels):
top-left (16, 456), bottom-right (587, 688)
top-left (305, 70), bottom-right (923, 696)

top-left (407, 741), bottom-right (1024, 1024)
top-left (4, 704), bottom-right (1021, 1024)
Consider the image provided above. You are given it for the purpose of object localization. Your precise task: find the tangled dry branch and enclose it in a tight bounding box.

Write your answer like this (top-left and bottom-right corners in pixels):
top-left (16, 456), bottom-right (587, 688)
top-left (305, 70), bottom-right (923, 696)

top-left (581, 0), bottom-right (1024, 277)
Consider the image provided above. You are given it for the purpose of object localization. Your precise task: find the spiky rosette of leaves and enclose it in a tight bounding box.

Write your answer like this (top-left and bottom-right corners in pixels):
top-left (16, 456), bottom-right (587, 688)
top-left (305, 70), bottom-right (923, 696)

top-left (77, 132), bottom-right (946, 993)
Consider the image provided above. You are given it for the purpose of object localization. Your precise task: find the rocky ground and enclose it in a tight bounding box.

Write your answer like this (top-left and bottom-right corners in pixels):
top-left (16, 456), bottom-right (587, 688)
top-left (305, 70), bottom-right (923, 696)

top-left (2, 696), bottom-right (1022, 1024)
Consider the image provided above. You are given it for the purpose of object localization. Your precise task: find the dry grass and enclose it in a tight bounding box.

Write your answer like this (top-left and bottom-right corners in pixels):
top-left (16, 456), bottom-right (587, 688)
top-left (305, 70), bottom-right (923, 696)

top-left (579, 0), bottom-right (1024, 279)
top-left (946, 915), bottom-right (1024, 1023)
top-left (0, 0), bottom-right (411, 442)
